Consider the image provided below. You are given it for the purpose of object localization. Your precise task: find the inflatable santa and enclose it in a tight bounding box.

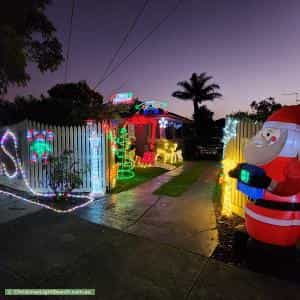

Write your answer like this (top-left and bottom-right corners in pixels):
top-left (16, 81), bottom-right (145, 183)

top-left (230, 105), bottom-right (300, 246)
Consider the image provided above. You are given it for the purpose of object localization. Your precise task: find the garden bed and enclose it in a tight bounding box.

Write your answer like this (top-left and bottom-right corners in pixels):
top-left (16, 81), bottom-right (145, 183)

top-left (211, 181), bottom-right (300, 284)
top-left (212, 189), bottom-right (244, 264)
top-left (0, 184), bottom-right (92, 212)
top-left (34, 194), bottom-right (91, 211)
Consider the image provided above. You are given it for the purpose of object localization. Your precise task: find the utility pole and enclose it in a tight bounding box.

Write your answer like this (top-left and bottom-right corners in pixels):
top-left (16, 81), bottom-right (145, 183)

top-left (281, 92), bottom-right (300, 103)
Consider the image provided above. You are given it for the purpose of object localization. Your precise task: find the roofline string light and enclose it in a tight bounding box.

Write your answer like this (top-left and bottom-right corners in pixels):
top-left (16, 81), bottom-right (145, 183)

top-left (0, 129), bottom-right (94, 213)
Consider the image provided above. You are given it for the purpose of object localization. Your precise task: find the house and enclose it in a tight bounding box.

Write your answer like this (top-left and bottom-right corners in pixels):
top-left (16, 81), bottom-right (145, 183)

top-left (110, 98), bottom-right (192, 164)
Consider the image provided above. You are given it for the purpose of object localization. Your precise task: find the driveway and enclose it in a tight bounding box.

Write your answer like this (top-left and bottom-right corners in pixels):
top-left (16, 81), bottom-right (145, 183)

top-left (75, 161), bottom-right (219, 256)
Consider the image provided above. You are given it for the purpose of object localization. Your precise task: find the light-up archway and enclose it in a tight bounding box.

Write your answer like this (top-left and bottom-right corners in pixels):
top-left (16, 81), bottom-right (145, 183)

top-left (123, 114), bottom-right (158, 150)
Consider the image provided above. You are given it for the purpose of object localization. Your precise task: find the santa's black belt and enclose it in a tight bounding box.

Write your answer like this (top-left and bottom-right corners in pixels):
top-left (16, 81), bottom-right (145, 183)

top-left (250, 198), bottom-right (300, 211)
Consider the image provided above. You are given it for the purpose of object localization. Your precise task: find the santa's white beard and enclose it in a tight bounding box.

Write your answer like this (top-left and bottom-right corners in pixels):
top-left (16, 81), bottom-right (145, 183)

top-left (245, 129), bottom-right (288, 166)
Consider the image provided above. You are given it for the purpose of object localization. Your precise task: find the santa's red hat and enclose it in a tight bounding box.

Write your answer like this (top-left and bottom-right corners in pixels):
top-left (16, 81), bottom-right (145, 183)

top-left (263, 105), bottom-right (300, 157)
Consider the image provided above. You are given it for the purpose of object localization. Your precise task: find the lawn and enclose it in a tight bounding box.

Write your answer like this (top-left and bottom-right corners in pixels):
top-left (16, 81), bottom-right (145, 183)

top-left (111, 167), bottom-right (168, 194)
top-left (153, 162), bottom-right (204, 197)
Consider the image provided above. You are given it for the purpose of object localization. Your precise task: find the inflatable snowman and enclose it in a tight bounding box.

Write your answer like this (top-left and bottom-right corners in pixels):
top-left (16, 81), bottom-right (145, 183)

top-left (230, 105), bottom-right (300, 246)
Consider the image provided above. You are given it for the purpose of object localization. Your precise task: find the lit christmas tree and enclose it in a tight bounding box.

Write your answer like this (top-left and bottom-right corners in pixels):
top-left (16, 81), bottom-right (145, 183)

top-left (114, 127), bottom-right (135, 180)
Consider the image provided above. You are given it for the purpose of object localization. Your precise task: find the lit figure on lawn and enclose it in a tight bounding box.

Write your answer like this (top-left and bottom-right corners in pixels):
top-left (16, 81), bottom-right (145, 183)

top-left (27, 129), bottom-right (54, 164)
top-left (114, 127), bottom-right (135, 180)
top-left (230, 105), bottom-right (300, 246)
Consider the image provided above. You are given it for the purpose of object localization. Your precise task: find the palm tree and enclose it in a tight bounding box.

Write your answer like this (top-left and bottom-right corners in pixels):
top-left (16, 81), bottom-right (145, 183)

top-left (172, 73), bottom-right (222, 114)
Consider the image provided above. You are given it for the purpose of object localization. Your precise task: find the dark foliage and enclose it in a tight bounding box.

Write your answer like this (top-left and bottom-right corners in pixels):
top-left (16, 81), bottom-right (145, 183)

top-left (181, 106), bottom-right (224, 160)
top-left (250, 97), bottom-right (282, 122)
top-left (97, 98), bottom-right (140, 120)
top-left (172, 72), bottom-right (222, 114)
top-left (0, 0), bottom-right (63, 94)
top-left (172, 73), bottom-right (222, 159)
top-left (230, 97), bottom-right (282, 122)
top-left (0, 81), bottom-right (105, 125)
top-left (193, 105), bottom-right (215, 141)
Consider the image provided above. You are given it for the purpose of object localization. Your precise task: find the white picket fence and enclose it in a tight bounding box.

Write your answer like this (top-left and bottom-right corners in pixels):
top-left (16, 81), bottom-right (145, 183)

top-left (0, 120), bottom-right (108, 194)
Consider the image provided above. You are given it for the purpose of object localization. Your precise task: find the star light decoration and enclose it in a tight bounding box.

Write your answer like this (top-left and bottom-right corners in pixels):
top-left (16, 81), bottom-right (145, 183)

top-left (159, 117), bottom-right (168, 128)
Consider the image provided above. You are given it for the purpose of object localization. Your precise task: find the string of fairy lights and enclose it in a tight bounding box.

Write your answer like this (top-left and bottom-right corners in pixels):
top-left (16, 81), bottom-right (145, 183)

top-left (0, 129), bottom-right (94, 213)
top-left (221, 117), bottom-right (239, 216)
top-left (222, 117), bottom-right (239, 158)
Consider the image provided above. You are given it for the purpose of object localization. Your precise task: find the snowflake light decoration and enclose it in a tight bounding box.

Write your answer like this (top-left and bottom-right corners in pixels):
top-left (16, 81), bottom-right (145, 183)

top-left (159, 117), bottom-right (168, 128)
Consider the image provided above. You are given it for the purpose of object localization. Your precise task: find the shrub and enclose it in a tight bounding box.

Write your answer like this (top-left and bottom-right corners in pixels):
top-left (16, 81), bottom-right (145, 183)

top-left (46, 150), bottom-right (83, 200)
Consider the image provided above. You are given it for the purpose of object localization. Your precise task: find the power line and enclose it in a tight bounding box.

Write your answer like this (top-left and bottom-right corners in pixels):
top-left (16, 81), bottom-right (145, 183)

top-left (99, 0), bottom-right (150, 83)
top-left (93, 0), bottom-right (183, 90)
top-left (64, 0), bottom-right (76, 82)
top-left (281, 92), bottom-right (300, 103)
top-left (105, 80), bottom-right (129, 102)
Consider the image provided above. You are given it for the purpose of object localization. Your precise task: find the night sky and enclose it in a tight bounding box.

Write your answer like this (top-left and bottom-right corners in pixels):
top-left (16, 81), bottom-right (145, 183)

top-left (6, 0), bottom-right (300, 119)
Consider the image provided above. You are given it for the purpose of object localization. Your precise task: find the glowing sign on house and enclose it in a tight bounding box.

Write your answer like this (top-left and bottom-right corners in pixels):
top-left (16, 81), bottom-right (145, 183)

top-left (144, 100), bottom-right (168, 109)
top-left (110, 92), bottom-right (134, 105)
top-left (135, 100), bottom-right (169, 115)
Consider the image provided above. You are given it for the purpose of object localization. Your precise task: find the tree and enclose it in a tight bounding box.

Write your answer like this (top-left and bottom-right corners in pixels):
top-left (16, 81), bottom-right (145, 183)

top-left (0, 97), bottom-right (18, 126)
top-left (47, 81), bottom-right (104, 123)
top-left (193, 105), bottom-right (216, 145)
top-left (250, 97), bottom-right (282, 122)
top-left (172, 72), bottom-right (222, 114)
top-left (0, 80), bottom-right (108, 126)
top-left (0, 0), bottom-right (63, 94)
top-left (97, 98), bottom-right (140, 120)
top-left (230, 97), bottom-right (282, 122)
top-left (193, 105), bottom-right (214, 124)
top-left (2, 81), bottom-right (104, 125)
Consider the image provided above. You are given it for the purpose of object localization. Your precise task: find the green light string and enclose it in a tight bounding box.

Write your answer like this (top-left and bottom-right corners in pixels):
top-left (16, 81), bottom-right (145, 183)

top-left (114, 127), bottom-right (135, 180)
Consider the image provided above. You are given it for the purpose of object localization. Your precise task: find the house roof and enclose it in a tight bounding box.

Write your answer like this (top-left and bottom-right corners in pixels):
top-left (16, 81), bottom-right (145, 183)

top-left (165, 111), bottom-right (193, 123)
top-left (120, 109), bottom-right (193, 124)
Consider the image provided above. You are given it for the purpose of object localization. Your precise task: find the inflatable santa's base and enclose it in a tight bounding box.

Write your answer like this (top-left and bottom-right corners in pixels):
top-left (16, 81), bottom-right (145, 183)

top-left (245, 190), bottom-right (300, 247)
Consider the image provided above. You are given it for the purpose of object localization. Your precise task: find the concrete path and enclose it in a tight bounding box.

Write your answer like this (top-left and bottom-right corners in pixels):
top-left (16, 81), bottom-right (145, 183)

top-left (75, 161), bottom-right (219, 256)
top-left (75, 163), bottom-right (191, 230)
top-left (0, 209), bottom-right (299, 300)
top-left (0, 193), bottom-right (42, 224)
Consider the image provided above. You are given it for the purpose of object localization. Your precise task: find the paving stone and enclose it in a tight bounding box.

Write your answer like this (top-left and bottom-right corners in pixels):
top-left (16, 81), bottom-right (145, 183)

top-left (76, 162), bottom-right (219, 257)
top-left (127, 163), bottom-right (219, 256)
top-left (38, 224), bottom-right (207, 300)
top-left (0, 265), bottom-right (30, 294)
top-left (188, 258), bottom-right (300, 300)
top-left (0, 210), bottom-right (106, 284)
top-left (0, 200), bottom-right (42, 224)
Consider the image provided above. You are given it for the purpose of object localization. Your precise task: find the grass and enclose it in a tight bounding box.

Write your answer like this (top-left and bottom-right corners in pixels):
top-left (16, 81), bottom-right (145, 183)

top-left (111, 167), bottom-right (168, 194)
top-left (153, 162), bottom-right (204, 197)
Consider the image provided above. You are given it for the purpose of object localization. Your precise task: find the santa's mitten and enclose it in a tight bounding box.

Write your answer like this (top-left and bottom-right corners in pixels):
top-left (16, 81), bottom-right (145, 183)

top-left (230, 163), bottom-right (271, 188)
top-left (228, 163), bottom-right (242, 179)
